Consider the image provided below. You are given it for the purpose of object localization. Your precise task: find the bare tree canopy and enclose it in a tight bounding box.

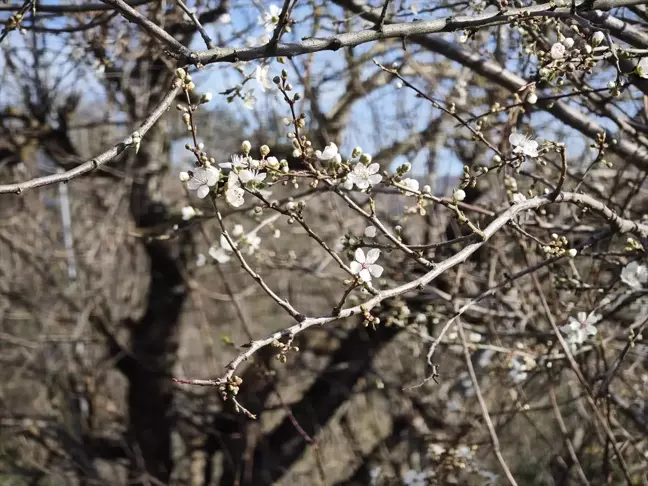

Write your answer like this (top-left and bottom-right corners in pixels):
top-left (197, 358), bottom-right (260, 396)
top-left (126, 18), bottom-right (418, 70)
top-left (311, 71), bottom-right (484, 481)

top-left (1, 1), bottom-right (648, 485)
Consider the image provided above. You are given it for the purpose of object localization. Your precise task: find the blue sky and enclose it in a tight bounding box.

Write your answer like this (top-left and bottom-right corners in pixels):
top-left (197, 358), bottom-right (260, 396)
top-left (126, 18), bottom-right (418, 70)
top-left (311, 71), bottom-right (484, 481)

top-left (0, 0), bottom-right (633, 184)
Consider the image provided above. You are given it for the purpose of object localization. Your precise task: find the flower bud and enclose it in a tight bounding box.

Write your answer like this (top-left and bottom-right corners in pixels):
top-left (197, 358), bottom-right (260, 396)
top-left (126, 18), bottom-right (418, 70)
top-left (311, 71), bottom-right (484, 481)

top-left (182, 113), bottom-right (191, 124)
top-left (591, 31), bottom-right (604, 46)
top-left (562, 37), bottom-right (574, 49)
top-left (179, 171), bottom-right (190, 182)
top-left (293, 93), bottom-right (301, 101)
top-left (241, 140), bottom-right (251, 154)
top-left (352, 146), bottom-right (362, 158)
top-left (568, 248), bottom-right (578, 258)
top-left (260, 145), bottom-right (270, 157)
top-left (185, 81), bottom-right (196, 91)
top-left (359, 153), bottom-right (372, 164)
top-left (454, 189), bottom-right (466, 202)
top-left (200, 92), bottom-right (212, 104)
top-left (175, 68), bottom-right (186, 80)
top-left (422, 185), bottom-right (431, 194)
top-left (526, 92), bottom-right (538, 104)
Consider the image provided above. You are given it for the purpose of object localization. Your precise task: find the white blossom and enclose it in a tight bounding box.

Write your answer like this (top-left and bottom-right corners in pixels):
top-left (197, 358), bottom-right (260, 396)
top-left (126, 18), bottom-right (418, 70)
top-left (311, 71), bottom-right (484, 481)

top-left (364, 226), bottom-right (377, 238)
top-left (182, 206), bottom-right (197, 221)
top-left (225, 173), bottom-right (245, 207)
top-left (509, 132), bottom-right (539, 158)
top-left (562, 37), bottom-right (575, 49)
top-left (620, 261), bottom-right (648, 289)
top-left (244, 232), bottom-right (261, 255)
top-left (254, 65), bottom-right (273, 92)
top-left (266, 156), bottom-right (280, 169)
top-left (258, 3), bottom-right (281, 33)
top-left (315, 142), bottom-right (342, 164)
top-left (345, 162), bottom-right (382, 190)
top-left (209, 244), bottom-right (231, 264)
top-left (550, 42), bottom-right (566, 60)
top-left (239, 169), bottom-right (267, 185)
top-left (350, 248), bottom-right (384, 282)
top-left (401, 178), bottom-right (419, 192)
top-left (220, 154), bottom-right (249, 171)
top-left (186, 166), bottom-right (220, 199)
top-left (560, 312), bottom-right (600, 347)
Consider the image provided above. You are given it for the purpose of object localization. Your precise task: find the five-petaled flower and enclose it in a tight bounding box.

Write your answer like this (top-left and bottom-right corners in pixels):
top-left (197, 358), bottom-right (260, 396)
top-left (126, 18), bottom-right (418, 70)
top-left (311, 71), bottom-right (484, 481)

top-left (187, 166), bottom-right (220, 199)
top-left (344, 162), bottom-right (382, 190)
top-left (316, 142), bottom-right (342, 164)
top-left (258, 4), bottom-right (281, 33)
top-left (254, 65), bottom-right (273, 92)
top-left (509, 132), bottom-right (539, 158)
top-left (560, 311), bottom-right (600, 347)
top-left (350, 248), bottom-right (384, 282)
top-left (620, 261), bottom-right (648, 289)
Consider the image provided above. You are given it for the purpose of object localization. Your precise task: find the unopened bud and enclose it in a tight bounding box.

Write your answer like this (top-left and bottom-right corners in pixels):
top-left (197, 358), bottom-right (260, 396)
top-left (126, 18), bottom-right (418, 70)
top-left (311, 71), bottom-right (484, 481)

top-left (260, 145), bottom-right (270, 157)
top-left (359, 153), bottom-right (372, 164)
top-left (175, 68), bottom-right (186, 80)
top-left (241, 140), bottom-right (251, 153)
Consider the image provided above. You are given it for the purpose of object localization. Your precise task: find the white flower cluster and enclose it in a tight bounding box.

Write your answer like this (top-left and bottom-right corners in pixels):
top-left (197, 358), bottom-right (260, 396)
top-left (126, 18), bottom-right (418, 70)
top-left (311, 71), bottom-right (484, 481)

top-left (209, 224), bottom-right (261, 264)
top-left (180, 144), bottom-right (281, 208)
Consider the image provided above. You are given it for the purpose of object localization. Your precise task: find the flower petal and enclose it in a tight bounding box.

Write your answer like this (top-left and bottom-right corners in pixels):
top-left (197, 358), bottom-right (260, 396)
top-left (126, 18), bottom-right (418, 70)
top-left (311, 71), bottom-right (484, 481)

top-left (355, 179), bottom-right (370, 189)
top-left (196, 185), bottom-right (210, 199)
top-left (365, 248), bottom-right (380, 264)
top-left (369, 264), bottom-right (383, 278)
top-left (187, 178), bottom-right (202, 190)
top-left (354, 248), bottom-right (366, 264)
top-left (367, 174), bottom-right (382, 185)
top-left (359, 268), bottom-right (372, 282)
top-left (350, 261), bottom-right (362, 275)
top-left (367, 163), bottom-right (380, 174)
top-left (509, 133), bottom-right (525, 146)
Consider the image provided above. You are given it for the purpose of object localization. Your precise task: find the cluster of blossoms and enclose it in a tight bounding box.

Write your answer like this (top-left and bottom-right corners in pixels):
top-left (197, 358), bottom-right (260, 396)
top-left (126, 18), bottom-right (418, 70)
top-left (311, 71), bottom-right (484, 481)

top-left (209, 224), bottom-right (261, 264)
top-left (560, 312), bottom-right (600, 349)
top-left (180, 142), bottom-right (287, 207)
